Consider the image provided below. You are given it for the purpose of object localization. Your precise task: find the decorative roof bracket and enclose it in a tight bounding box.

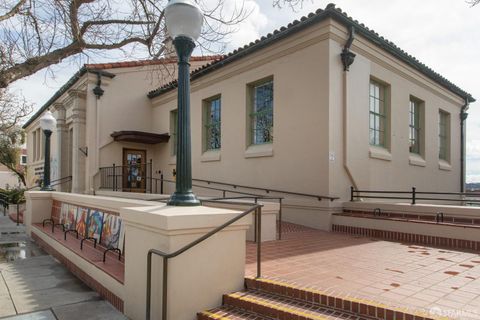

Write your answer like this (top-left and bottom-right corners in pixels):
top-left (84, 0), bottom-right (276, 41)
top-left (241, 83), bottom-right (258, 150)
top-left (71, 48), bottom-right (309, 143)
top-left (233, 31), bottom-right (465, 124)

top-left (341, 26), bottom-right (356, 71)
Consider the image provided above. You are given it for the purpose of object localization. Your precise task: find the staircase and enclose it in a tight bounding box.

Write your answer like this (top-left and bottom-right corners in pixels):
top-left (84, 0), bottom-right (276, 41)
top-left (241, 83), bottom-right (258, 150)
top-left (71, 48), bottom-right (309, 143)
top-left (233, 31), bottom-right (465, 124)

top-left (198, 278), bottom-right (437, 320)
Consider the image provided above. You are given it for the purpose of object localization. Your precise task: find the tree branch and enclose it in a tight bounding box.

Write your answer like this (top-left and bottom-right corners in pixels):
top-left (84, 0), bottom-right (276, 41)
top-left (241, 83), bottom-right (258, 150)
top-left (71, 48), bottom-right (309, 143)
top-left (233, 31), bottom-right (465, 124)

top-left (0, 0), bottom-right (27, 22)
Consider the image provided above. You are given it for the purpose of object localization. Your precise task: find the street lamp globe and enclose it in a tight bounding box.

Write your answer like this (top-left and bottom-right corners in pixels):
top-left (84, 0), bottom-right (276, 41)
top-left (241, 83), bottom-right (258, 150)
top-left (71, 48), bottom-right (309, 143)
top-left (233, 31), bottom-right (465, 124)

top-left (39, 111), bottom-right (57, 132)
top-left (165, 0), bottom-right (204, 41)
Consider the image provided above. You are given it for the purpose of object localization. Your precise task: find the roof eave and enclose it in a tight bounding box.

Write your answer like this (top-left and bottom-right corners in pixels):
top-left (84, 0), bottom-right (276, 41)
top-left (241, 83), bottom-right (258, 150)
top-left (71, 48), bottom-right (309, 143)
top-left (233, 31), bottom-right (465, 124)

top-left (148, 6), bottom-right (475, 103)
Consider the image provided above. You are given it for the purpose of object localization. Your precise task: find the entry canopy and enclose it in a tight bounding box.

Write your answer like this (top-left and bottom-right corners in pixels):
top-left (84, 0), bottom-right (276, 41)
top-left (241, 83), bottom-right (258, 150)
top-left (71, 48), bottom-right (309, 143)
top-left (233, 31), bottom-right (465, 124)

top-left (111, 131), bottom-right (170, 144)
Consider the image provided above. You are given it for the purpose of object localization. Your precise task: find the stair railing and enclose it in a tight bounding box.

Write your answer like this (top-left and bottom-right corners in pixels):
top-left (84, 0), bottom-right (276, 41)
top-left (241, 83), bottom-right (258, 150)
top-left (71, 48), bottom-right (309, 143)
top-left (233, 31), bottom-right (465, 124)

top-left (193, 177), bottom-right (338, 202)
top-left (146, 199), bottom-right (263, 320)
top-left (351, 186), bottom-right (480, 205)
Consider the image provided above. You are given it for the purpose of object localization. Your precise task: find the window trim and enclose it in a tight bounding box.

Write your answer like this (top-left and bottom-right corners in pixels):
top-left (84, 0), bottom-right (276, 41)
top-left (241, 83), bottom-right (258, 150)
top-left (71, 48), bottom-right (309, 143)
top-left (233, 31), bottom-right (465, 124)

top-left (202, 94), bottom-right (222, 152)
top-left (20, 155), bottom-right (27, 165)
top-left (408, 96), bottom-right (425, 157)
top-left (438, 109), bottom-right (450, 163)
top-left (369, 78), bottom-right (389, 149)
top-left (247, 76), bottom-right (274, 146)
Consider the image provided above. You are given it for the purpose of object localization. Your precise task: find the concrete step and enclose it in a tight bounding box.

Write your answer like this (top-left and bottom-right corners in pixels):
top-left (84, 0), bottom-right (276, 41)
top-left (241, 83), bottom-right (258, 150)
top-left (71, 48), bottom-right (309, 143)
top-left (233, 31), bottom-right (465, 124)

top-left (244, 277), bottom-right (437, 320)
top-left (198, 277), bottom-right (440, 320)
top-left (197, 305), bottom-right (272, 320)
top-left (223, 289), bottom-right (376, 320)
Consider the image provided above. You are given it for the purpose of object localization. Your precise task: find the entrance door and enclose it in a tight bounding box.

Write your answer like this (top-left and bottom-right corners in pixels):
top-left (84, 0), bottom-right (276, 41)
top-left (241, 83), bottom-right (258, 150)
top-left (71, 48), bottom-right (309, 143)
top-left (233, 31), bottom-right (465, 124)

top-left (123, 149), bottom-right (146, 192)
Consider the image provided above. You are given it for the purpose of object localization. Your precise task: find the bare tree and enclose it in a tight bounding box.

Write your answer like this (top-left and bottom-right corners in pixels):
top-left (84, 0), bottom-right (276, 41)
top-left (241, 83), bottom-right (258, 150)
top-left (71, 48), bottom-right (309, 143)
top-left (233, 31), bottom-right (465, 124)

top-left (0, 0), bottom-right (253, 88)
top-left (273, 0), bottom-right (308, 10)
top-left (0, 89), bottom-right (32, 131)
top-left (0, 89), bottom-right (32, 186)
top-left (0, 0), bottom-right (307, 89)
top-left (468, 0), bottom-right (480, 5)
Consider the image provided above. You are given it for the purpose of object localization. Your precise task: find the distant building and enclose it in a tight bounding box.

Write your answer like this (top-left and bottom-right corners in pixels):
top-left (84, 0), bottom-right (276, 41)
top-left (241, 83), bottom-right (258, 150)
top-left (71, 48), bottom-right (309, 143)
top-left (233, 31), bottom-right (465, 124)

top-left (0, 148), bottom-right (26, 189)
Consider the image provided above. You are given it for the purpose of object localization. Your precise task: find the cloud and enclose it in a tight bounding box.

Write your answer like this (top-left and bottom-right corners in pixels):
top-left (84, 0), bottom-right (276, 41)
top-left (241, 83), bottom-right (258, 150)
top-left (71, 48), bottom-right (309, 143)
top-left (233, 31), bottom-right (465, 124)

top-left (223, 0), bottom-right (269, 50)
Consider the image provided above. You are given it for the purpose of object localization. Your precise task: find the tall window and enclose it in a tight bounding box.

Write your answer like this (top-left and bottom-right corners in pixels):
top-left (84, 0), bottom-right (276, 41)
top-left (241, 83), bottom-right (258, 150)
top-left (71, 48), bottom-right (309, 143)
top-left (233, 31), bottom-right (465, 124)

top-left (409, 98), bottom-right (421, 154)
top-left (369, 80), bottom-right (387, 147)
top-left (203, 96), bottom-right (221, 151)
top-left (170, 110), bottom-right (178, 156)
top-left (439, 111), bottom-right (450, 161)
top-left (250, 79), bottom-right (273, 145)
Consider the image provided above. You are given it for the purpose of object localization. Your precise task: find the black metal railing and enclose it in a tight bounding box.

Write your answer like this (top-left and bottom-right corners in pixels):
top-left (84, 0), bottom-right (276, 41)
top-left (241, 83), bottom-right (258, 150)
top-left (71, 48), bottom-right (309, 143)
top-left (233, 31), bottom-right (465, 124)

top-left (99, 162), bottom-right (154, 193)
top-left (350, 186), bottom-right (480, 205)
top-left (146, 199), bottom-right (263, 320)
top-left (98, 165), bottom-right (338, 202)
top-left (157, 178), bottom-right (284, 240)
top-left (99, 167), bottom-right (286, 239)
top-left (193, 178), bottom-right (338, 202)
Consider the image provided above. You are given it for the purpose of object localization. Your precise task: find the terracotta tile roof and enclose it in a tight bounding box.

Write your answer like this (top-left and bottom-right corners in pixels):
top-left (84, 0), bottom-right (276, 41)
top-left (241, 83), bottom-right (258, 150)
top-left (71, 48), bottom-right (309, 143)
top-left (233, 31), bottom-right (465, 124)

top-left (23, 56), bottom-right (220, 129)
top-left (148, 3), bottom-right (475, 103)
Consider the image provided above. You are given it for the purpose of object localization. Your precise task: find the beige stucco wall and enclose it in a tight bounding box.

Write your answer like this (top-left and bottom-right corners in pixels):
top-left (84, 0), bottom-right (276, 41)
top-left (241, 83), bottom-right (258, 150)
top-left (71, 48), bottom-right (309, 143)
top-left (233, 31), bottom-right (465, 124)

top-left (151, 20), bottom-right (332, 202)
top-left (147, 18), bottom-right (465, 224)
top-left (25, 18), bottom-right (467, 221)
top-left (25, 60), bottom-right (212, 193)
top-left (328, 21), bottom-right (464, 201)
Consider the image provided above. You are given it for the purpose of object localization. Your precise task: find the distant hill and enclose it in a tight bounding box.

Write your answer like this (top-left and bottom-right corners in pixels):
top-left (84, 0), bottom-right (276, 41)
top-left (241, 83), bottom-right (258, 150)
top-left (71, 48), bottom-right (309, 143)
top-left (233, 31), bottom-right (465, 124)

top-left (466, 183), bottom-right (480, 192)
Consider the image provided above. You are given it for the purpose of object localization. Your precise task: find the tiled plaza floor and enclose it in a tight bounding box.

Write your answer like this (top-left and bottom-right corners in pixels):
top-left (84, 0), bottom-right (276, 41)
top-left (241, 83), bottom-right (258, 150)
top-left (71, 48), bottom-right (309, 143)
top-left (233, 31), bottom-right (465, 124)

top-left (246, 223), bottom-right (480, 319)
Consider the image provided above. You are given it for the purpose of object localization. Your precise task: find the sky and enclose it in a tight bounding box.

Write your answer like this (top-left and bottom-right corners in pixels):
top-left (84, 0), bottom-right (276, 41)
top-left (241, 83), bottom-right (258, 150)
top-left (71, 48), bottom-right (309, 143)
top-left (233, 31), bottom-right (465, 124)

top-left (9, 0), bottom-right (480, 181)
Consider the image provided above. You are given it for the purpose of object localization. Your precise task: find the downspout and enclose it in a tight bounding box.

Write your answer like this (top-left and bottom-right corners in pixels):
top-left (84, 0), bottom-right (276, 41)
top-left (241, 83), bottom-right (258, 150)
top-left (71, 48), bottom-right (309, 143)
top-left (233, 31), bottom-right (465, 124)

top-left (460, 98), bottom-right (469, 192)
top-left (341, 26), bottom-right (357, 189)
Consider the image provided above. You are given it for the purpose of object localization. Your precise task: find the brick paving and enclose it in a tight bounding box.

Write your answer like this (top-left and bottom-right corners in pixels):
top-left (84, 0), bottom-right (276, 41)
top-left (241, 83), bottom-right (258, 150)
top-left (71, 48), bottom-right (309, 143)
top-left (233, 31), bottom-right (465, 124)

top-left (246, 223), bottom-right (480, 319)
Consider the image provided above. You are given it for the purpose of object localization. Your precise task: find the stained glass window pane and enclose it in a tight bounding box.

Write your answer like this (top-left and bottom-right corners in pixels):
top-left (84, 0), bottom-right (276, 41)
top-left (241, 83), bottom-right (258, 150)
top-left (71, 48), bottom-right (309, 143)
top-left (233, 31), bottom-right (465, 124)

top-left (251, 80), bottom-right (273, 145)
top-left (205, 97), bottom-right (221, 150)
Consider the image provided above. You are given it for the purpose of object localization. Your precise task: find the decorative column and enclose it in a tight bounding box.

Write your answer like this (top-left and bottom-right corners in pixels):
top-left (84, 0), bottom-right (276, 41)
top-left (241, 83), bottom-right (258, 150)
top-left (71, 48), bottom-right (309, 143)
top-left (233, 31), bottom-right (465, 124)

top-left (53, 103), bottom-right (68, 191)
top-left (69, 90), bottom-right (87, 194)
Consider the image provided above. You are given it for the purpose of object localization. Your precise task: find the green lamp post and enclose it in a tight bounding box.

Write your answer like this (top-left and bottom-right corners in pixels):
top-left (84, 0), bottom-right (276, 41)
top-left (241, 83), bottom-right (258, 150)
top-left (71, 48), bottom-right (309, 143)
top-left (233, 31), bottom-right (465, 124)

top-left (39, 111), bottom-right (56, 191)
top-left (165, 0), bottom-right (204, 206)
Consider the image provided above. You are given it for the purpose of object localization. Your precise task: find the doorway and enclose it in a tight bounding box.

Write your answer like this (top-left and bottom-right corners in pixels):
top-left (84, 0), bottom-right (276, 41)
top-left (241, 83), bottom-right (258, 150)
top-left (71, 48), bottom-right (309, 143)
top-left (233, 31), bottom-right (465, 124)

top-left (122, 149), bottom-right (147, 192)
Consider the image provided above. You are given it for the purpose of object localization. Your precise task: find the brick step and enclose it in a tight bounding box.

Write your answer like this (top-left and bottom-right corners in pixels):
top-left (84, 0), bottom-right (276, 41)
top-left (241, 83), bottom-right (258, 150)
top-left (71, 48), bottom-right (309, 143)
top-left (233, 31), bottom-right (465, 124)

top-left (245, 277), bottom-right (437, 320)
top-left (197, 305), bottom-right (272, 320)
top-left (223, 289), bottom-right (376, 320)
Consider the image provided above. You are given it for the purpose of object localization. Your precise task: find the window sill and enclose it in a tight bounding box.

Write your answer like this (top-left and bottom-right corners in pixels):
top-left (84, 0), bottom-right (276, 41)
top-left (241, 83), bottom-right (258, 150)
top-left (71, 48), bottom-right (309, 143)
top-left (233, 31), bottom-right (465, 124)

top-left (369, 146), bottom-right (392, 161)
top-left (245, 144), bottom-right (273, 159)
top-left (409, 154), bottom-right (426, 167)
top-left (439, 160), bottom-right (452, 171)
top-left (169, 156), bottom-right (176, 165)
top-left (201, 150), bottom-right (221, 162)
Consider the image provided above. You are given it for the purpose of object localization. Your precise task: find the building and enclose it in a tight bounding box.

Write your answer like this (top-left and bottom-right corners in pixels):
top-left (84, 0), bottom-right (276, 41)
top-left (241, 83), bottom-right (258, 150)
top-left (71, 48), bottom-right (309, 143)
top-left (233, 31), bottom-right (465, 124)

top-left (23, 56), bottom-right (218, 192)
top-left (24, 4), bottom-right (474, 228)
top-left (0, 148), bottom-right (26, 189)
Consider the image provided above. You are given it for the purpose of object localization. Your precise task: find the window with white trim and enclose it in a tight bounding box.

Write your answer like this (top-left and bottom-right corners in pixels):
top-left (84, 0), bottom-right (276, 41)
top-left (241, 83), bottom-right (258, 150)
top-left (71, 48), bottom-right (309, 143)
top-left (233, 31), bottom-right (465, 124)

top-left (369, 80), bottom-right (388, 147)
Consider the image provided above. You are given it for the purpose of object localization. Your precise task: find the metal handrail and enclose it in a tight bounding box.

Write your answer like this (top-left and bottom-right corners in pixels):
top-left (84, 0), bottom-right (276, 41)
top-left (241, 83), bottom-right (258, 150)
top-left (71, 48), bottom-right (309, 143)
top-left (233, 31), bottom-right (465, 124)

top-left (351, 186), bottom-right (480, 205)
top-left (193, 177), bottom-right (339, 201)
top-left (159, 180), bottom-right (284, 240)
top-left (146, 200), bottom-right (263, 320)
top-left (98, 165), bottom-right (338, 201)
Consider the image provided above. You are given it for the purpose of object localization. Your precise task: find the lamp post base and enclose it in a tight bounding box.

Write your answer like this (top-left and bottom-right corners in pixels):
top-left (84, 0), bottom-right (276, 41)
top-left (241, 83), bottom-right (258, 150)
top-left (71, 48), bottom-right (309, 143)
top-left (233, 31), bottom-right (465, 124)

top-left (40, 186), bottom-right (55, 191)
top-left (167, 191), bottom-right (200, 206)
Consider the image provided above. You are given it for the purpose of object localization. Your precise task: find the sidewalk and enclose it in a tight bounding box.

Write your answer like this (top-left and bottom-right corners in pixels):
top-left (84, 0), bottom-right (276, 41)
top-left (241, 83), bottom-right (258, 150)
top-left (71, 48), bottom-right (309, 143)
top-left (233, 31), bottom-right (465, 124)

top-left (0, 214), bottom-right (126, 320)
